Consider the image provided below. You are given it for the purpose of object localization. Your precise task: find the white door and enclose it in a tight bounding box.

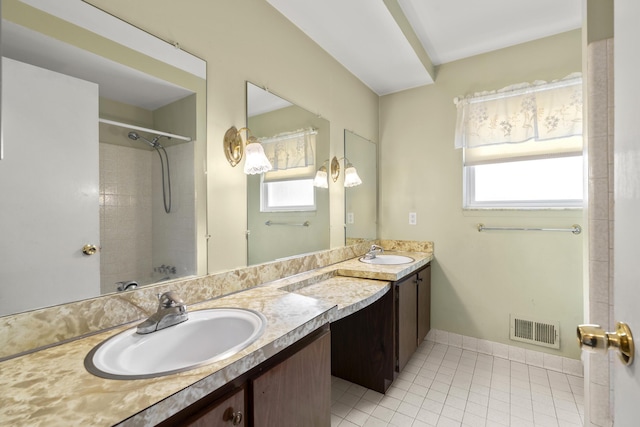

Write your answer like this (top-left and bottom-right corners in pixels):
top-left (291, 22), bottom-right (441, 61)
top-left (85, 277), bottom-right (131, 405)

top-left (0, 58), bottom-right (100, 315)
top-left (613, 0), bottom-right (640, 423)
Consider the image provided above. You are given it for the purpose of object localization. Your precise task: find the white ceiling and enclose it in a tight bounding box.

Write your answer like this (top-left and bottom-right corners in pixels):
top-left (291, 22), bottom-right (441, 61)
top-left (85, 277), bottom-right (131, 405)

top-left (266, 0), bottom-right (583, 95)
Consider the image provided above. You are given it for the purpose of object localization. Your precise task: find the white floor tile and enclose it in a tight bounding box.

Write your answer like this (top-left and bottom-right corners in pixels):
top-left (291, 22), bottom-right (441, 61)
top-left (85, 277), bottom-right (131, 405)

top-left (345, 408), bottom-right (371, 426)
top-left (362, 416), bottom-right (388, 427)
top-left (331, 341), bottom-right (583, 427)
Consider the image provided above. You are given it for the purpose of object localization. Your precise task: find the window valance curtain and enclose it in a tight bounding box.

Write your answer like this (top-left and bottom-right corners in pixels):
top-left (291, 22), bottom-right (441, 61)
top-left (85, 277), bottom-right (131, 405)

top-left (260, 128), bottom-right (317, 171)
top-left (454, 73), bottom-right (583, 151)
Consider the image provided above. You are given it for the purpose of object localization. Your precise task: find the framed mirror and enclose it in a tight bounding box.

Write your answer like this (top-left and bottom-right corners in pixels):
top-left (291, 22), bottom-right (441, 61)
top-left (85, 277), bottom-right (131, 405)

top-left (0, 0), bottom-right (207, 316)
top-left (345, 130), bottom-right (378, 244)
top-left (246, 82), bottom-right (330, 265)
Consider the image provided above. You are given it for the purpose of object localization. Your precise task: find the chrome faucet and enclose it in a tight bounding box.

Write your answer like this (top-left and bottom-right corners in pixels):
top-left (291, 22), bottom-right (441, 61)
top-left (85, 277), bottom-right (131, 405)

top-left (115, 280), bottom-right (138, 292)
top-left (363, 244), bottom-right (384, 260)
top-left (137, 291), bottom-right (188, 334)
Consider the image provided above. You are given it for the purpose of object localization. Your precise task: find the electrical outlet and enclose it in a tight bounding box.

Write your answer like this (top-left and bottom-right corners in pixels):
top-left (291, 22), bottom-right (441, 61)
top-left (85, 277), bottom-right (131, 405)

top-left (409, 212), bottom-right (417, 225)
top-left (347, 212), bottom-right (354, 224)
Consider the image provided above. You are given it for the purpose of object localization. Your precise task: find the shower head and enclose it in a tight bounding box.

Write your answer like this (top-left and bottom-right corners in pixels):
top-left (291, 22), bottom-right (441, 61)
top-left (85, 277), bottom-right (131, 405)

top-left (127, 131), bottom-right (140, 141)
top-left (128, 131), bottom-right (161, 148)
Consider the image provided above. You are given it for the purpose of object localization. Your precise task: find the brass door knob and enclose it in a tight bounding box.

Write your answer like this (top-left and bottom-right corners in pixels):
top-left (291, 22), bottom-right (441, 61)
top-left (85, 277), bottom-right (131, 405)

top-left (577, 322), bottom-right (634, 366)
top-left (82, 244), bottom-right (98, 256)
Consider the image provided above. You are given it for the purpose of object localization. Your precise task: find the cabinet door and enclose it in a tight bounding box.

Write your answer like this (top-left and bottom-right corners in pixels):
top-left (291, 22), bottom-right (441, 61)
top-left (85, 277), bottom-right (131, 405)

top-left (252, 330), bottom-right (331, 427)
top-left (331, 288), bottom-right (394, 393)
top-left (183, 387), bottom-right (246, 427)
top-left (397, 276), bottom-right (418, 372)
top-left (417, 264), bottom-right (432, 345)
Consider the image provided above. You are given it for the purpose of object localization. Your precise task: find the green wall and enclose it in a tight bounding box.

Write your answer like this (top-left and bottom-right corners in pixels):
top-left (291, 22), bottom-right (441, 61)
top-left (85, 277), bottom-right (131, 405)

top-left (379, 30), bottom-right (584, 358)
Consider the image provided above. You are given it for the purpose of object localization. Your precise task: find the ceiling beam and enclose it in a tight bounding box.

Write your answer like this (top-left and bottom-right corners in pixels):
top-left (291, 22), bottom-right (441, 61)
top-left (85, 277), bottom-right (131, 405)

top-left (383, 0), bottom-right (437, 82)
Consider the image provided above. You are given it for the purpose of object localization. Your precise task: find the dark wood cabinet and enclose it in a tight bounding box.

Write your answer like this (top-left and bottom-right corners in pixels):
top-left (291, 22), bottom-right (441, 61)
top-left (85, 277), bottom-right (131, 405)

top-left (252, 330), bottom-right (331, 426)
top-left (396, 263), bottom-right (431, 372)
top-left (397, 273), bottom-right (418, 372)
top-left (331, 262), bottom-right (431, 393)
top-left (182, 387), bottom-right (246, 426)
top-left (330, 288), bottom-right (394, 393)
top-left (417, 265), bottom-right (431, 345)
top-left (158, 327), bottom-right (331, 427)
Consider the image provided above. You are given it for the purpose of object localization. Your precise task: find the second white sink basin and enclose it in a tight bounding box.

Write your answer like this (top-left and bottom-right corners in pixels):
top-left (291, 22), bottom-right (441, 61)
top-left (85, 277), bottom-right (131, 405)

top-left (85, 308), bottom-right (266, 380)
top-left (359, 254), bottom-right (414, 265)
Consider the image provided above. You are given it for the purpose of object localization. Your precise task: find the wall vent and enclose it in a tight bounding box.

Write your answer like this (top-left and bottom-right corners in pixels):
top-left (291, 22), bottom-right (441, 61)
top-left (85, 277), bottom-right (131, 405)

top-left (509, 314), bottom-right (560, 349)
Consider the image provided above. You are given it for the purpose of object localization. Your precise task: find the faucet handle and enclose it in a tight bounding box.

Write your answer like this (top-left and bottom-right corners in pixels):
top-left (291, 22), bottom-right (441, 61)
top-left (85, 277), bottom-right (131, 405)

top-left (158, 291), bottom-right (185, 309)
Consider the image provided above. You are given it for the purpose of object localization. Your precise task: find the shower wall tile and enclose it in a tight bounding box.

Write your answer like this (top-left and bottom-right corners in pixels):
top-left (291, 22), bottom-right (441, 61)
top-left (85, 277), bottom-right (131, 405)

top-left (586, 38), bottom-right (614, 427)
top-left (589, 178), bottom-right (609, 220)
top-left (99, 143), bottom-right (153, 293)
top-left (151, 143), bottom-right (196, 280)
top-left (588, 136), bottom-right (609, 179)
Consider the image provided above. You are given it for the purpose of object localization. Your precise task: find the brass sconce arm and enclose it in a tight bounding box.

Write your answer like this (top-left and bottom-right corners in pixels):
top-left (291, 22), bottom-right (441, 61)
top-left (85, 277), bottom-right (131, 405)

top-left (330, 156), bottom-right (341, 182)
top-left (223, 126), bottom-right (272, 174)
top-left (223, 126), bottom-right (245, 167)
top-left (313, 156), bottom-right (362, 188)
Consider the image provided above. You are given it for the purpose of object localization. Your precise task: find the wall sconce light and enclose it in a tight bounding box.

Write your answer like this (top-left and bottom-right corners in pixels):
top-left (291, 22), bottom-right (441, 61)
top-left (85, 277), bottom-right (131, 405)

top-left (313, 163), bottom-right (329, 188)
top-left (343, 161), bottom-right (363, 188)
top-left (223, 126), bottom-right (273, 175)
top-left (313, 156), bottom-right (362, 188)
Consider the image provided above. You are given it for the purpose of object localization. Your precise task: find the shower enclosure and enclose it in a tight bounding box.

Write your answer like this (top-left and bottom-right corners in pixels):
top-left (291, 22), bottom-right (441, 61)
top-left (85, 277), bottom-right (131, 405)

top-left (98, 96), bottom-right (197, 294)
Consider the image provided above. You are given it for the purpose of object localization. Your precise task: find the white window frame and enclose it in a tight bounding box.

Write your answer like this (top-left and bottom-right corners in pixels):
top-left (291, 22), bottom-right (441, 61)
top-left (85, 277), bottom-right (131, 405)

top-left (456, 74), bottom-right (584, 210)
top-left (463, 153), bottom-right (584, 209)
top-left (260, 176), bottom-right (317, 212)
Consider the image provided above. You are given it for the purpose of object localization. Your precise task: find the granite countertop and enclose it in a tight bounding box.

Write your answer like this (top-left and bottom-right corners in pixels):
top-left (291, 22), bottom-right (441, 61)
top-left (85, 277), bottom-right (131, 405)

top-left (0, 251), bottom-right (432, 426)
top-left (336, 250), bottom-right (433, 281)
top-left (283, 276), bottom-right (391, 322)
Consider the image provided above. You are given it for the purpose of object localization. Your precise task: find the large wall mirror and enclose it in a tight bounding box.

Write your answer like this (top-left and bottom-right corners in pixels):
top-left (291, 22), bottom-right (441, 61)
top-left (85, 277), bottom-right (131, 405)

top-left (0, 0), bottom-right (207, 316)
top-left (246, 82), bottom-right (330, 265)
top-left (345, 130), bottom-right (378, 243)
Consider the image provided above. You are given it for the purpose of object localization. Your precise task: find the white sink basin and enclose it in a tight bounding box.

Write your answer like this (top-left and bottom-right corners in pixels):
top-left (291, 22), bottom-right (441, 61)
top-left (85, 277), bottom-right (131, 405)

top-left (359, 254), bottom-right (414, 265)
top-left (85, 308), bottom-right (266, 380)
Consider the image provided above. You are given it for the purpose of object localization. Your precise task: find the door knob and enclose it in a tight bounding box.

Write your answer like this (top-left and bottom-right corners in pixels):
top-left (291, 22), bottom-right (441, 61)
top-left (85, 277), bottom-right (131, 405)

top-left (577, 322), bottom-right (634, 366)
top-left (82, 244), bottom-right (98, 256)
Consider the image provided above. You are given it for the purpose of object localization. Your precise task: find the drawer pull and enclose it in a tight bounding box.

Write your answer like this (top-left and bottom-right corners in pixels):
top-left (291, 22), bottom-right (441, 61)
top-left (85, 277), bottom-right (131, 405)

top-left (224, 407), bottom-right (243, 425)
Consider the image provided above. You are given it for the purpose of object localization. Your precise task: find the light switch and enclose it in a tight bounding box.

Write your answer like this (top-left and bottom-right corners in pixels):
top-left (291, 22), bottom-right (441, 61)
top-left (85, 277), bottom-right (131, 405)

top-left (409, 212), bottom-right (417, 225)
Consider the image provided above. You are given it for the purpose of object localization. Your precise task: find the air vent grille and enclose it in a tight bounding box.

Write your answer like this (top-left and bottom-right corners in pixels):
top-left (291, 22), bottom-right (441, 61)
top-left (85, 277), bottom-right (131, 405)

top-left (510, 314), bottom-right (560, 349)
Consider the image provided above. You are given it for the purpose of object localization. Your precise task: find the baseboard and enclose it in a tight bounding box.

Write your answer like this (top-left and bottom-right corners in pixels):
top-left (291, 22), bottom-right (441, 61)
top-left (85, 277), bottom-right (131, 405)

top-left (426, 329), bottom-right (583, 378)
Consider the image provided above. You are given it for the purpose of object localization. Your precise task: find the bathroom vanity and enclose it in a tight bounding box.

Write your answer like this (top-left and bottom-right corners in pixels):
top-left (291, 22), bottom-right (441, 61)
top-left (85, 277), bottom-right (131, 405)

top-left (158, 327), bottom-right (331, 427)
top-left (330, 262), bottom-right (432, 393)
top-left (0, 242), bottom-right (433, 426)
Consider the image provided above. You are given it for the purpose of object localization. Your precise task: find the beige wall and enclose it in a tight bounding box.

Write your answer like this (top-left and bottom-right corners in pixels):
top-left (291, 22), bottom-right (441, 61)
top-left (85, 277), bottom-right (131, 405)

top-left (379, 30), bottom-right (584, 358)
top-left (10, 1), bottom-right (585, 359)
top-left (85, 0), bottom-right (380, 273)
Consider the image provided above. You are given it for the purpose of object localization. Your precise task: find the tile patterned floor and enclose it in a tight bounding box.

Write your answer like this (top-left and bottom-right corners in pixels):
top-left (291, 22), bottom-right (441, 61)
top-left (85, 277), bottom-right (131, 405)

top-left (331, 340), bottom-right (584, 427)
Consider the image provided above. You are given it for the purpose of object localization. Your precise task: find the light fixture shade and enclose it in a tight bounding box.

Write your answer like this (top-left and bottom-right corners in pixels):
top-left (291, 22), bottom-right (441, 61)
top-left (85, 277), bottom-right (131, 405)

top-left (243, 138), bottom-right (272, 175)
top-left (313, 166), bottom-right (329, 188)
top-left (343, 164), bottom-right (362, 187)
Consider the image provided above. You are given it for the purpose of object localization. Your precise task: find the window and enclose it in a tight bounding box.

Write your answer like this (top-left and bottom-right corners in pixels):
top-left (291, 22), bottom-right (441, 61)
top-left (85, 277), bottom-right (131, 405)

top-left (455, 74), bottom-right (583, 209)
top-left (466, 155), bottom-right (583, 208)
top-left (259, 128), bottom-right (318, 212)
top-left (261, 178), bottom-right (316, 212)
